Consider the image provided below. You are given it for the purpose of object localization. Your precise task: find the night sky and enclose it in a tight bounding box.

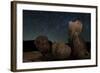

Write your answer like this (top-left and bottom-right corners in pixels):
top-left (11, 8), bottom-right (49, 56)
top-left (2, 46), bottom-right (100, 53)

top-left (23, 10), bottom-right (91, 43)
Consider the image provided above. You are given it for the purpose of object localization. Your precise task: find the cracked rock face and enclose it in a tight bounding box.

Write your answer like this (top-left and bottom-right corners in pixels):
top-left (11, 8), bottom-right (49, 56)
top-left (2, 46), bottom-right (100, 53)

top-left (52, 42), bottom-right (71, 59)
top-left (68, 19), bottom-right (90, 59)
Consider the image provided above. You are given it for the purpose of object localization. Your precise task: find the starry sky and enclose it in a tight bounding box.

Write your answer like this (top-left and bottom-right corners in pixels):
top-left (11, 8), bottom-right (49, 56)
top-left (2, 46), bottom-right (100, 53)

top-left (23, 10), bottom-right (91, 43)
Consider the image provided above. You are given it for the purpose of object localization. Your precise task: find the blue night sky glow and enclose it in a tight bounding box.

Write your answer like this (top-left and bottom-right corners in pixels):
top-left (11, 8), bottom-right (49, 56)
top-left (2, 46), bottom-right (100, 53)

top-left (23, 10), bottom-right (91, 43)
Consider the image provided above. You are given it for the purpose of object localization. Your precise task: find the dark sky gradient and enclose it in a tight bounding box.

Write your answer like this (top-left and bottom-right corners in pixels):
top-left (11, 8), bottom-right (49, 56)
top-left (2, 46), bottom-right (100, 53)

top-left (23, 10), bottom-right (91, 43)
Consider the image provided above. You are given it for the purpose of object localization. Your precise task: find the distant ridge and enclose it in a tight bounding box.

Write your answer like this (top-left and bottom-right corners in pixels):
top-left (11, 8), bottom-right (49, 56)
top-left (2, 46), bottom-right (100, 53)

top-left (23, 40), bottom-right (90, 52)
